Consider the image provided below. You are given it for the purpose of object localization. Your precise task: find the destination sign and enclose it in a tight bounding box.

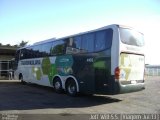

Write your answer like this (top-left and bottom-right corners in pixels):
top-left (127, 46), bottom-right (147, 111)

top-left (21, 60), bottom-right (41, 65)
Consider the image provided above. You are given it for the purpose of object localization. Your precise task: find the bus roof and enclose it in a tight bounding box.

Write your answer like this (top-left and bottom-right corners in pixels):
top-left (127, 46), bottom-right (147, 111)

top-left (18, 24), bottom-right (121, 50)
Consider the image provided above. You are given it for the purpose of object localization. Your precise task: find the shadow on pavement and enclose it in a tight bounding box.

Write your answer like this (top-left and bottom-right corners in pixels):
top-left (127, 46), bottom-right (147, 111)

top-left (0, 81), bottom-right (121, 111)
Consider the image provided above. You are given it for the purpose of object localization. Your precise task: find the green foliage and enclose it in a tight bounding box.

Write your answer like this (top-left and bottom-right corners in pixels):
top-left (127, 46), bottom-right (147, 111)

top-left (19, 40), bottom-right (28, 47)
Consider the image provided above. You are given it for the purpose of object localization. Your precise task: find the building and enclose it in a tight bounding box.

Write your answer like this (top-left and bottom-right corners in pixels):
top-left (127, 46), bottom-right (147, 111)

top-left (0, 45), bottom-right (18, 79)
top-left (145, 65), bottom-right (160, 76)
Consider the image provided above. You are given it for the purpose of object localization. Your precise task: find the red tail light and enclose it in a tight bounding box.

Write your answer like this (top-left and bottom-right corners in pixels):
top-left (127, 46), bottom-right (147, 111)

top-left (115, 67), bottom-right (120, 80)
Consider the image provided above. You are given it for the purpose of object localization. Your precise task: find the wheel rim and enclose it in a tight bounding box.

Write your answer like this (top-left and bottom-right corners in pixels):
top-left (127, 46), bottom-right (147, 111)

top-left (68, 84), bottom-right (76, 94)
top-left (55, 81), bottom-right (61, 90)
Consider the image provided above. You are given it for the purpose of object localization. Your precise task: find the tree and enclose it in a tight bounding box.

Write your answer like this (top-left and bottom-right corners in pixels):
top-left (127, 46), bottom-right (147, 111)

top-left (6, 44), bottom-right (11, 46)
top-left (19, 40), bottom-right (28, 47)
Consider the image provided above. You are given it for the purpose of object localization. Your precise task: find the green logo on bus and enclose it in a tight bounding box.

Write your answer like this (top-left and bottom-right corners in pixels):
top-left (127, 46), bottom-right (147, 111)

top-left (55, 55), bottom-right (73, 76)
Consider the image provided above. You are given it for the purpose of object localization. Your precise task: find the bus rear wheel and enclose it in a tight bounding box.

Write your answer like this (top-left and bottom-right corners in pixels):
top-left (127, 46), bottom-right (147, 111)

top-left (66, 79), bottom-right (77, 97)
top-left (53, 77), bottom-right (63, 93)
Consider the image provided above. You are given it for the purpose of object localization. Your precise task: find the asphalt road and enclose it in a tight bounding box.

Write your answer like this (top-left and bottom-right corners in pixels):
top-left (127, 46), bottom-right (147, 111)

top-left (0, 76), bottom-right (159, 120)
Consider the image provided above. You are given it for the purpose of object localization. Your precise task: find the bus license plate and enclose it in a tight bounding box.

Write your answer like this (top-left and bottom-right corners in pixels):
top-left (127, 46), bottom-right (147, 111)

top-left (131, 80), bottom-right (137, 84)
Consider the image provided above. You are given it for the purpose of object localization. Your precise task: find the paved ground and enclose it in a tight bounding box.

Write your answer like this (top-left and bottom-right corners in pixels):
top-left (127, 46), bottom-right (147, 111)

top-left (0, 77), bottom-right (159, 119)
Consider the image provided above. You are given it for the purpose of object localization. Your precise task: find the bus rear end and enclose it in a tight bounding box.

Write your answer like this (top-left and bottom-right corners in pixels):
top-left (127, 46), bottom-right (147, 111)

top-left (115, 26), bottom-right (145, 93)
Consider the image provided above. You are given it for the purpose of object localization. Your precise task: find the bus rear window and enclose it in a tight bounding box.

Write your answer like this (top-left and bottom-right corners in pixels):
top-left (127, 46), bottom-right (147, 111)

top-left (120, 28), bottom-right (144, 47)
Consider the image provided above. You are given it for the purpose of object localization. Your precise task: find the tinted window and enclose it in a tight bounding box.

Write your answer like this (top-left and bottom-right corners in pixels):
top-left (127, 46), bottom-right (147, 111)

top-left (95, 29), bottom-right (113, 51)
top-left (33, 45), bottom-right (42, 58)
top-left (51, 40), bottom-right (65, 55)
top-left (19, 49), bottom-right (23, 60)
top-left (64, 37), bottom-right (76, 48)
top-left (82, 33), bottom-right (94, 52)
top-left (65, 36), bottom-right (82, 54)
top-left (27, 47), bottom-right (32, 59)
top-left (105, 29), bottom-right (113, 48)
top-left (95, 30), bottom-right (106, 51)
top-left (41, 42), bottom-right (53, 56)
top-left (28, 47), bottom-right (34, 58)
top-left (74, 36), bottom-right (81, 49)
top-left (20, 48), bottom-right (27, 59)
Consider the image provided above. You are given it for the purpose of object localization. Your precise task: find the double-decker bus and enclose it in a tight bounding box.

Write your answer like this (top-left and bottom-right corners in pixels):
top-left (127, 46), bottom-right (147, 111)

top-left (14, 24), bottom-right (145, 96)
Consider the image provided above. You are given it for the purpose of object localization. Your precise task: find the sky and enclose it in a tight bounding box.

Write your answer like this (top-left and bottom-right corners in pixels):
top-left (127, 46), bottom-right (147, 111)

top-left (0, 0), bottom-right (160, 65)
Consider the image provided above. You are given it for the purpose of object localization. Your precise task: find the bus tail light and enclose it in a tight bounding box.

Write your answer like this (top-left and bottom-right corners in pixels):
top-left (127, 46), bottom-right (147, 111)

top-left (115, 67), bottom-right (120, 80)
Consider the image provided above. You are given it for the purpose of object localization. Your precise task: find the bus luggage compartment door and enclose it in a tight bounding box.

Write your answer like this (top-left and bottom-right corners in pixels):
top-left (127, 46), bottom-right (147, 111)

top-left (94, 56), bottom-right (111, 94)
top-left (72, 55), bottom-right (95, 94)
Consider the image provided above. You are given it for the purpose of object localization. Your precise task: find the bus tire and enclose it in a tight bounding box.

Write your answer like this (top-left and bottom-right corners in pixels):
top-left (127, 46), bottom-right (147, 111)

top-left (53, 77), bottom-right (63, 93)
top-left (19, 74), bottom-right (26, 85)
top-left (66, 79), bottom-right (77, 97)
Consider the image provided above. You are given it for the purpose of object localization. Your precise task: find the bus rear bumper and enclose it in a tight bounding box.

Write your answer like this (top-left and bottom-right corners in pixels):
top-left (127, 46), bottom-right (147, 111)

top-left (119, 83), bottom-right (145, 94)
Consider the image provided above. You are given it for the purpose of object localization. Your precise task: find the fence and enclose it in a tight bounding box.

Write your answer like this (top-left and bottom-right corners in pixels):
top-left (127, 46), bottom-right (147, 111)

top-left (145, 65), bottom-right (160, 76)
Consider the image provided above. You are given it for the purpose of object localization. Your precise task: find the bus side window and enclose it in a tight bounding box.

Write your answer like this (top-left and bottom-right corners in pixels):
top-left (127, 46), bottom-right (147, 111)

top-left (29, 47), bottom-right (33, 58)
top-left (41, 42), bottom-right (53, 57)
top-left (81, 33), bottom-right (95, 53)
top-left (27, 48), bottom-right (33, 59)
top-left (95, 29), bottom-right (113, 51)
top-left (95, 30), bottom-right (106, 51)
top-left (74, 36), bottom-right (81, 50)
top-left (19, 49), bottom-right (23, 60)
top-left (105, 29), bottom-right (113, 49)
top-left (33, 45), bottom-right (42, 58)
top-left (20, 49), bottom-right (26, 60)
top-left (106, 28), bottom-right (113, 48)
top-left (65, 36), bottom-right (82, 54)
top-left (51, 40), bottom-right (65, 55)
